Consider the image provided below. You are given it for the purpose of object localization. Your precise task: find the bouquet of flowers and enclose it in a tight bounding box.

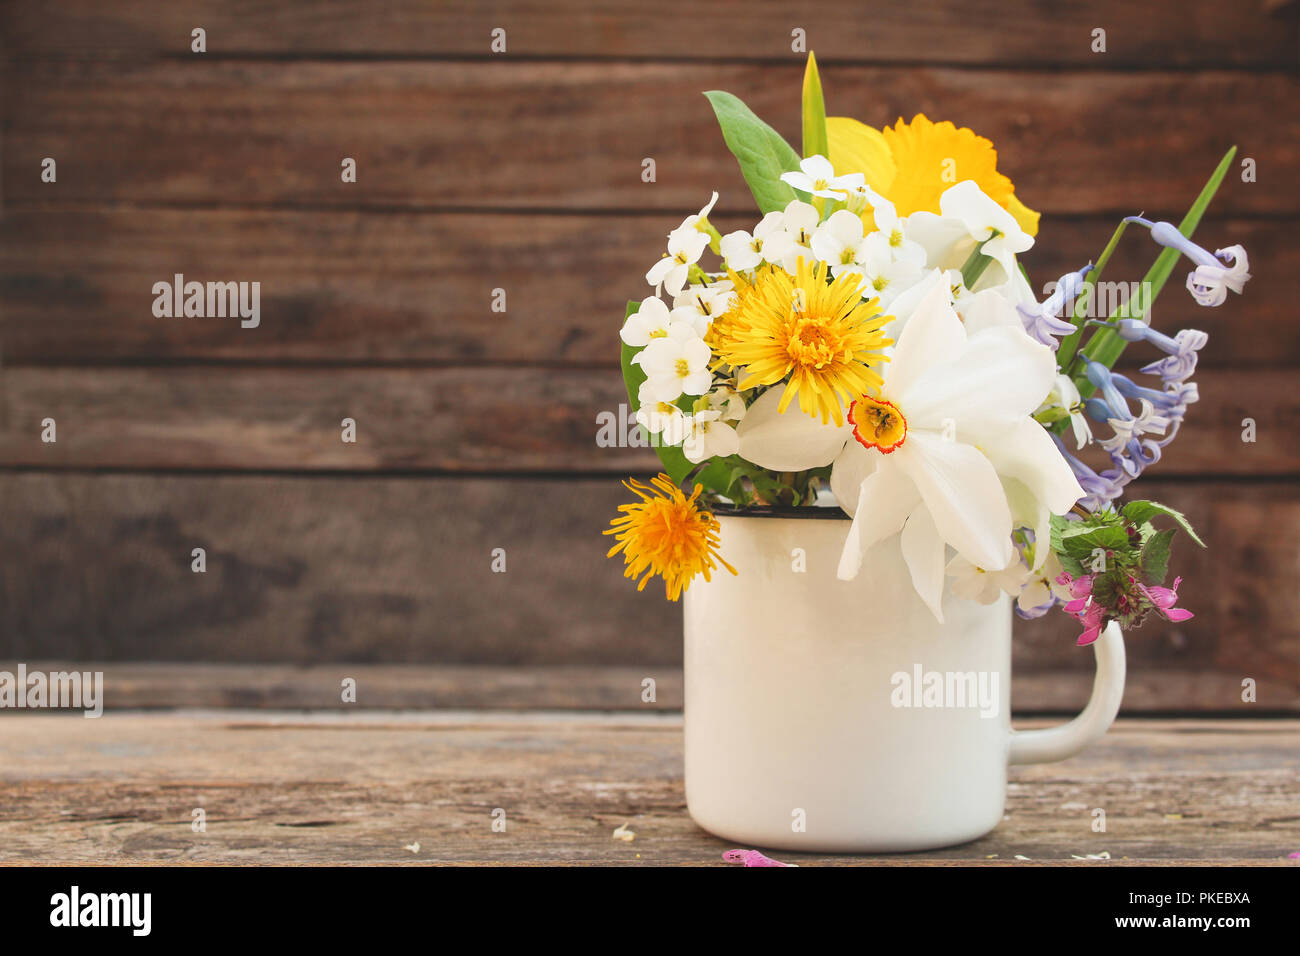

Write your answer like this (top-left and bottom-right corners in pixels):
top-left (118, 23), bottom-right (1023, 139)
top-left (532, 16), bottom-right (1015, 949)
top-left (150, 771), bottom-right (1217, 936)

top-left (606, 54), bottom-right (1250, 645)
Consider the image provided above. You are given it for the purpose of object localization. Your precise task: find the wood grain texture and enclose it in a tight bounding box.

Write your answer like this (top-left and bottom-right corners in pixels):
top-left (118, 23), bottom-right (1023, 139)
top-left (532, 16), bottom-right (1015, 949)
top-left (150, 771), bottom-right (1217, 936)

top-left (2, 0), bottom-right (1295, 67)
top-left (1, 475), bottom-right (1296, 711)
top-left (0, 713), bottom-right (1295, 864)
top-left (0, 662), bottom-right (1287, 716)
top-left (0, 367), bottom-right (1292, 474)
top-left (3, 60), bottom-right (1293, 215)
top-left (1, 0), bottom-right (1293, 705)
top-left (1, 207), bottom-right (1291, 367)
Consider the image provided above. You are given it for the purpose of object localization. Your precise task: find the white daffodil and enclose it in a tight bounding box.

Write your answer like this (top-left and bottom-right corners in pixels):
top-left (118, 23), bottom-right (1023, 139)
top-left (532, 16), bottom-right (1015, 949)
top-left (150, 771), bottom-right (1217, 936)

top-left (780, 155), bottom-right (864, 200)
top-left (735, 274), bottom-right (1082, 619)
top-left (810, 209), bottom-right (871, 281)
top-left (634, 324), bottom-right (713, 402)
top-left (682, 410), bottom-right (740, 463)
top-left (904, 181), bottom-right (1033, 280)
top-left (720, 211), bottom-right (796, 273)
top-left (671, 281), bottom-right (735, 336)
top-left (635, 383), bottom-right (688, 446)
top-left (646, 226), bottom-right (710, 297)
top-left (946, 553), bottom-right (1031, 605)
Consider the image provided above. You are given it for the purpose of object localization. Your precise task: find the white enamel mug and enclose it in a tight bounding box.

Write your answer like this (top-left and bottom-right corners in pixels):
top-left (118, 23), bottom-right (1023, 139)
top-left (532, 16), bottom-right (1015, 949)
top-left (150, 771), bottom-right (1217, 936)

top-left (683, 512), bottom-right (1126, 853)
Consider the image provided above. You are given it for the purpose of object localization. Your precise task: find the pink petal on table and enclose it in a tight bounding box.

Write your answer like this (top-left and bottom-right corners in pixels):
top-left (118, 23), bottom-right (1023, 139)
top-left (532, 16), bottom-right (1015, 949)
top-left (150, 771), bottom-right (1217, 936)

top-left (722, 849), bottom-right (796, 867)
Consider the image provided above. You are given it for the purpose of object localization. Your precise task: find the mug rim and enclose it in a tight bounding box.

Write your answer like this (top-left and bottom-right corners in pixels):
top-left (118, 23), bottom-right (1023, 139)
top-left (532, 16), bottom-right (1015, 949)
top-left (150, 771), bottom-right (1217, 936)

top-left (711, 503), bottom-right (849, 521)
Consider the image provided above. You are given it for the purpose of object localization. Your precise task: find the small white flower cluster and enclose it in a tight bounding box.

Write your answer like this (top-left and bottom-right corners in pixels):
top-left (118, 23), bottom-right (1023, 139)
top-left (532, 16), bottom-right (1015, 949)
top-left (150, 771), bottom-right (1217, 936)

top-left (623, 194), bottom-right (743, 462)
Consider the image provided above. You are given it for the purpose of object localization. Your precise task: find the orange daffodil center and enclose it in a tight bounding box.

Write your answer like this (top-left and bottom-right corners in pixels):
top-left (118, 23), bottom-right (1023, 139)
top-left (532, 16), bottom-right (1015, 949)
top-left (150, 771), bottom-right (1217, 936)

top-left (848, 395), bottom-right (907, 453)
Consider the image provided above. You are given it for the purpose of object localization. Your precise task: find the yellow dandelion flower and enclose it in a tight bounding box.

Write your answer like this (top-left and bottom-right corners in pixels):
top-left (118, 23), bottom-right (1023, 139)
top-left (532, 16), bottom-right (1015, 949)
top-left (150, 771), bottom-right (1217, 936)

top-left (714, 258), bottom-right (891, 427)
top-left (605, 474), bottom-right (736, 601)
top-left (705, 266), bottom-right (763, 362)
top-left (827, 112), bottom-right (1040, 236)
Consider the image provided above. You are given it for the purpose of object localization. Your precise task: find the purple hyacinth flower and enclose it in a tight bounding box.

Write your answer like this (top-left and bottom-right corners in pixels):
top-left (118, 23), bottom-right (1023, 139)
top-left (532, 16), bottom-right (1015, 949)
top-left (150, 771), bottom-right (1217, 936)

top-left (1124, 217), bottom-right (1250, 307)
top-left (1093, 318), bottom-right (1207, 385)
top-left (1017, 265), bottom-right (1092, 348)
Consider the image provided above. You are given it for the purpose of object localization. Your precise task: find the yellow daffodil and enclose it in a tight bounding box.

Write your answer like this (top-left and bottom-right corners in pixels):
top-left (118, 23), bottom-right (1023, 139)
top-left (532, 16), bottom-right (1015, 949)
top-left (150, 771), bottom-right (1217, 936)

top-left (827, 113), bottom-right (1039, 237)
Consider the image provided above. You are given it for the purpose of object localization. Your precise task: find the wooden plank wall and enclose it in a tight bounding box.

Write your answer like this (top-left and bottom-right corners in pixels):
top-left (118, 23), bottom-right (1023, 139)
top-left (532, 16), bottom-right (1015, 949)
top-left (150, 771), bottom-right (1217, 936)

top-left (1, 1), bottom-right (1297, 710)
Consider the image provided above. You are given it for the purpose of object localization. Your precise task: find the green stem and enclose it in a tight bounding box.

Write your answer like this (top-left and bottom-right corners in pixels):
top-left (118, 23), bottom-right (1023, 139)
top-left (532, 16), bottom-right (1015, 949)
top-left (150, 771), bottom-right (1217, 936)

top-left (696, 217), bottom-right (723, 256)
top-left (959, 239), bottom-right (995, 289)
top-left (1054, 220), bottom-right (1129, 371)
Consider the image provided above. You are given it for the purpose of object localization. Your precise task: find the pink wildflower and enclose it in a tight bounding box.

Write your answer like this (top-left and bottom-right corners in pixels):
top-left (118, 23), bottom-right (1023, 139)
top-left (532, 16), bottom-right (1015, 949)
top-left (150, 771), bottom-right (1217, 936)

top-left (1138, 576), bottom-right (1194, 623)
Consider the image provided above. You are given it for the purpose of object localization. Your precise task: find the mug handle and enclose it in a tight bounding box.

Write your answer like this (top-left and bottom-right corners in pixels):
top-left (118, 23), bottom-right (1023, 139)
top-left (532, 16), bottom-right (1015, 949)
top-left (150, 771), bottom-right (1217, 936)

top-left (1008, 621), bottom-right (1126, 765)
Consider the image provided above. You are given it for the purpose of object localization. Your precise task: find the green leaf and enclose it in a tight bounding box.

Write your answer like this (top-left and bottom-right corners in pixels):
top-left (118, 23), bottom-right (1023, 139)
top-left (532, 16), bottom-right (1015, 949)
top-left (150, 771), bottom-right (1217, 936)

top-left (693, 456), bottom-right (743, 499)
top-left (1140, 527), bottom-right (1176, 585)
top-left (1057, 551), bottom-right (1086, 578)
top-left (1077, 146), bottom-right (1237, 398)
top-left (1121, 499), bottom-right (1206, 547)
top-left (801, 52), bottom-right (828, 160)
top-left (703, 90), bottom-right (804, 214)
top-left (1057, 522), bottom-right (1129, 559)
top-left (619, 300), bottom-right (693, 485)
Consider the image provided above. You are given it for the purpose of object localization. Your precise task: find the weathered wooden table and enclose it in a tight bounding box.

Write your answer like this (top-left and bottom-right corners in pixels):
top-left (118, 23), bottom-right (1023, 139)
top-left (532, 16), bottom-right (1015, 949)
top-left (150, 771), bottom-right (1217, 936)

top-left (1, 711), bottom-right (1296, 865)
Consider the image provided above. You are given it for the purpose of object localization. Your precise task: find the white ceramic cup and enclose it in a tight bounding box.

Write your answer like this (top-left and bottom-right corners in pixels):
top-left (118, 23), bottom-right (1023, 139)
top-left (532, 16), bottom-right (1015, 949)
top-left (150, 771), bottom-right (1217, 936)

top-left (684, 512), bottom-right (1126, 853)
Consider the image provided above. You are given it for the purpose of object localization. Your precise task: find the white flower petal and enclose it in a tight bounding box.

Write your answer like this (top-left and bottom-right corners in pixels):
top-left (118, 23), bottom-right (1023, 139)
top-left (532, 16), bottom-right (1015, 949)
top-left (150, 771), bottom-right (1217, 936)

top-left (957, 289), bottom-right (1023, 336)
top-left (645, 257), bottom-right (675, 289)
top-left (736, 387), bottom-right (850, 472)
top-left (800, 155), bottom-right (835, 181)
top-left (642, 374), bottom-right (683, 403)
top-left (719, 231), bottom-right (758, 271)
top-left (982, 418), bottom-right (1084, 517)
top-left (901, 326), bottom-right (1055, 440)
top-left (901, 505), bottom-right (946, 622)
top-left (836, 461), bottom-right (920, 580)
top-left (828, 440), bottom-right (876, 516)
top-left (781, 200), bottom-right (820, 242)
top-left (708, 420), bottom-right (740, 458)
top-left (1002, 477), bottom-right (1051, 571)
top-left (939, 180), bottom-right (1019, 241)
top-left (682, 337), bottom-right (711, 366)
top-left (894, 434), bottom-right (1013, 571)
top-left (824, 209), bottom-right (864, 243)
top-left (900, 212), bottom-right (972, 270)
top-left (885, 272), bottom-right (966, 401)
